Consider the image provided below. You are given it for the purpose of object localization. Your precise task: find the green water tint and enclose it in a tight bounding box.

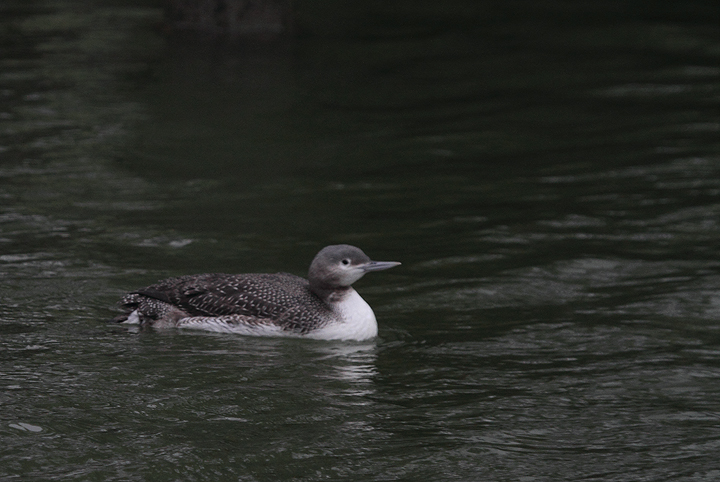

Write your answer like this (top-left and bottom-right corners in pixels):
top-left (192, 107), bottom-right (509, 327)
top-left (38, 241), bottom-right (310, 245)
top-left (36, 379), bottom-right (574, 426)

top-left (2, 0), bottom-right (720, 480)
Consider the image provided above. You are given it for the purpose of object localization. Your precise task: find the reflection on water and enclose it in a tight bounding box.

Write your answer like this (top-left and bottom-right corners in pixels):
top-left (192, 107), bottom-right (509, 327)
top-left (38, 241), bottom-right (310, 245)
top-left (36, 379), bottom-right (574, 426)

top-left (2, 0), bottom-right (720, 480)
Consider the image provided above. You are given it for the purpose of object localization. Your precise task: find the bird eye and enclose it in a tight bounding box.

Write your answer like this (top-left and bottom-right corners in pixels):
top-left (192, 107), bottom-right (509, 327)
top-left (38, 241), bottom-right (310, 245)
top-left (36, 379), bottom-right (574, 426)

top-left (341, 258), bottom-right (350, 266)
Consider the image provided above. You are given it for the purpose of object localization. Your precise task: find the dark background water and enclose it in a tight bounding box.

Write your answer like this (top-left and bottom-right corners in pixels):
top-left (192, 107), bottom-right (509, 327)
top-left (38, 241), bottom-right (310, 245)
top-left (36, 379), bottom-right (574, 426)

top-left (2, 0), bottom-right (720, 480)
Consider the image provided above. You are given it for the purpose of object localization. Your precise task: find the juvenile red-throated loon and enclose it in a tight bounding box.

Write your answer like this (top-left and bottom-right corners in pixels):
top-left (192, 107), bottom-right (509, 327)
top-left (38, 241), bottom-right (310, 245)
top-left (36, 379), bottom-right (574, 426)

top-left (114, 244), bottom-right (400, 341)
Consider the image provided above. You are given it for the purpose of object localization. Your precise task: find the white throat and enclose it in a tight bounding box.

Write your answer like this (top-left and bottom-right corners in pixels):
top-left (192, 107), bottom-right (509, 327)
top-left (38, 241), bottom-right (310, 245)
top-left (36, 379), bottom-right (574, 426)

top-left (306, 288), bottom-right (378, 341)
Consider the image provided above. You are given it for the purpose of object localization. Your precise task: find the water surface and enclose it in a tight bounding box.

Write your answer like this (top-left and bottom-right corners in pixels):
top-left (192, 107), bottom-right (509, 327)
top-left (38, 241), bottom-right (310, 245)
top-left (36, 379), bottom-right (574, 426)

top-left (2, 0), bottom-right (720, 480)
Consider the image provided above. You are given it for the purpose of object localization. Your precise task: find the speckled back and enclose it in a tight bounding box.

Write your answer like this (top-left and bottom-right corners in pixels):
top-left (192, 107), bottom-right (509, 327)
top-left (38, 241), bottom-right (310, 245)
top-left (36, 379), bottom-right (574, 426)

top-left (123, 272), bottom-right (334, 333)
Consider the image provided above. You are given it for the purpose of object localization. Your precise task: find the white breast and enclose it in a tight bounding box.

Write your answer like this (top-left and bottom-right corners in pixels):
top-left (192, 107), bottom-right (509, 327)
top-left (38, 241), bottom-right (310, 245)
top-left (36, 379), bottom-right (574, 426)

top-left (305, 289), bottom-right (378, 341)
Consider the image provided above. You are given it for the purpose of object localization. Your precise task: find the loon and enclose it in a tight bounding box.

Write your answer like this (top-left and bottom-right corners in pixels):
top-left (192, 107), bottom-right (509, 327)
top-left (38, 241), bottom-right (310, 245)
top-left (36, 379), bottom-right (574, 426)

top-left (114, 244), bottom-right (400, 341)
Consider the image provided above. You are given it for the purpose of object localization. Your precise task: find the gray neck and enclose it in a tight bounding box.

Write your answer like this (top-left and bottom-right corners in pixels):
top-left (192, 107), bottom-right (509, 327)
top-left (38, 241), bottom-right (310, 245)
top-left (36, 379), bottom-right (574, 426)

top-left (309, 280), bottom-right (352, 304)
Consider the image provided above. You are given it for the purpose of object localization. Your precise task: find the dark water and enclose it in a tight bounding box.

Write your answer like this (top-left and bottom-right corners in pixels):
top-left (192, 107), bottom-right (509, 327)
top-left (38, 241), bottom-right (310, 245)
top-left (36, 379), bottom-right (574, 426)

top-left (2, 0), bottom-right (720, 480)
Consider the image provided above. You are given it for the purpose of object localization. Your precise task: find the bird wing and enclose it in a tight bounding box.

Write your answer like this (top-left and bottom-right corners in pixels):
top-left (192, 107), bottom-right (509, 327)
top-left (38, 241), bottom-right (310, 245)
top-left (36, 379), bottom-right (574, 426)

top-left (132, 272), bottom-right (317, 321)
